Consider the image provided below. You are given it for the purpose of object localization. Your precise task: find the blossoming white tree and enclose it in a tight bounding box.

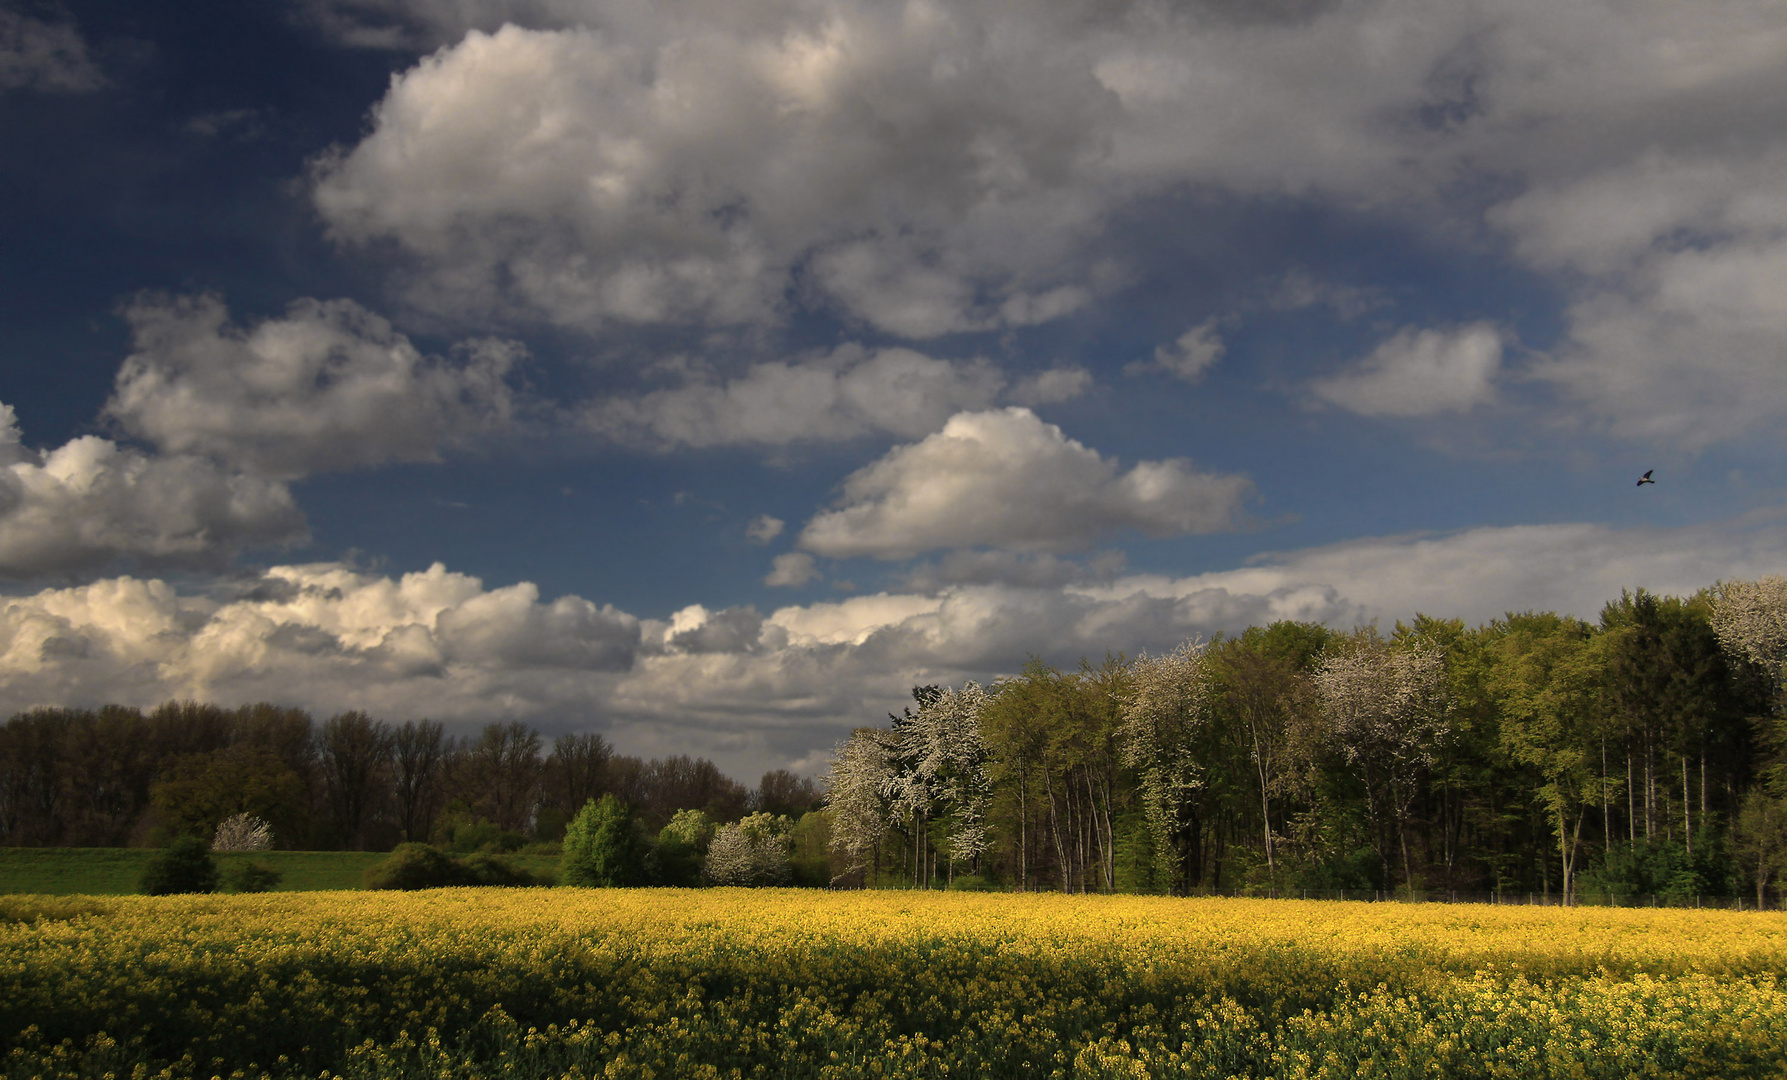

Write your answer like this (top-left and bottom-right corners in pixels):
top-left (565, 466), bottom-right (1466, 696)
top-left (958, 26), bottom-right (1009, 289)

top-left (1118, 641), bottom-right (1210, 892)
top-left (1711, 576), bottom-right (1787, 687)
top-left (211, 811), bottom-right (273, 852)
top-left (1313, 632), bottom-right (1450, 895)
top-left (704, 812), bottom-right (792, 886)
top-left (824, 726), bottom-right (899, 885)
top-left (894, 682), bottom-right (995, 883)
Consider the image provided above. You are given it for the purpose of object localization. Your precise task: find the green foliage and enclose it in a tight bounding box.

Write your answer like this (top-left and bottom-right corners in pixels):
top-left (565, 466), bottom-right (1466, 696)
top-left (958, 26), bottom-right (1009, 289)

top-left (786, 810), bottom-right (833, 887)
top-left (436, 812), bottom-right (528, 854)
top-left (1578, 833), bottom-right (1734, 902)
top-left (0, 895), bottom-right (109, 923)
top-left (364, 843), bottom-right (476, 890)
top-left (222, 861), bottom-right (283, 893)
top-left (654, 809), bottom-right (712, 887)
top-left (149, 746), bottom-right (307, 849)
top-left (362, 844), bottom-right (542, 890)
top-left (562, 795), bottom-right (650, 887)
top-left (138, 836), bottom-right (218, 896)
top-left (461, 853), bottom-right (544, 887)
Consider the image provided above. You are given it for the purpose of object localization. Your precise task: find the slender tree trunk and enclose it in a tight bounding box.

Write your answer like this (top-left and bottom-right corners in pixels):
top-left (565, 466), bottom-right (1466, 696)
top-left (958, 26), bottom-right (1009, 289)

top-left (1254, 730), bottom-right (1275, 876)
top-left (1018, 767), bottom-right (1028, 891)
top-left (1086, 770), bottom-right (1113, 891)
top-left (1044, 769), bottom-right (1069, 892)
top-left (1645, 741), bottom-right (1654, 841)
top-left (1627, 751), bottom-right (1636, 843)
top-left (1608, 743), bottom-right (1622, 851)
top-left (1683, 753), bottom-right (1692, 857)
top-left (913, 809), bottom-right (922, 888)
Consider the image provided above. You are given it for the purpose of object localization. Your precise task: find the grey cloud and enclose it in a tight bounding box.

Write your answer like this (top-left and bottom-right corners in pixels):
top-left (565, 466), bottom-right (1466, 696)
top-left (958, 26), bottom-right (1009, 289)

top-left (0, 4), bottom-right (103, 92)
top-left (669, 606), bottom-right (766, 654)
top-left (764, 553), bottom-right (820, 589)
top-left (745, 515), bottom-right (784, 544)
top-left (3, 513), bottom-right (1784, 782)
top-left (298, 0), bottom-right (1787, 446)
top-left (1138, 320), bottom-right (1224, 383)
top-left (899, 549), bottom-right (1129, 592)
top-left (583, 345), bottom-right (1008, 449)
top-left (108, 294), bottom-right (520, 479)
top-left (1309, 323), bottom-right (1503, 417)
top-left (309, 10), bottom-right (1123, 335)
top-left (0, 403), bottom-right (305, 580)
top-left (1007, 367), bottom-right (1093, 406)
top-left (433, 584), bottom-right (639, 669)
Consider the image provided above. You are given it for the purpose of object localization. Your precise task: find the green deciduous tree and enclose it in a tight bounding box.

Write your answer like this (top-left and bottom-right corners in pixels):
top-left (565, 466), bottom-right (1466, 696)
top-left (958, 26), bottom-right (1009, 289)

top-left (1484, 612), bottom-right (1610, 905)
top-left (561, 794), bottom-right (650, 887)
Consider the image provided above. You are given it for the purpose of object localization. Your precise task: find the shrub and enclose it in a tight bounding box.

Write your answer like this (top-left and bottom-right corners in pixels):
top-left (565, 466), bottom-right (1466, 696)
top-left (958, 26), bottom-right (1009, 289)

top-left (364, 843), bottom-right (477, 890)
top-left (364, 843), bottom-right (543, 890)
top-left (562, 795), bottom-right (650, 887)
top-left (222, 861), bottom-right (282, 893)
top-left (140, 836), bottom-right (219, 896)
top-left (462, 853), bottom-right (544, 887)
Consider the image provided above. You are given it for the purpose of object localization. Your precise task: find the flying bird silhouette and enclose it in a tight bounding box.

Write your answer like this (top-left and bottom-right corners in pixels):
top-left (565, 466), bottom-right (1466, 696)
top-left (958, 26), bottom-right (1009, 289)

top-left (1637, 470), bottom-right (1655, 486)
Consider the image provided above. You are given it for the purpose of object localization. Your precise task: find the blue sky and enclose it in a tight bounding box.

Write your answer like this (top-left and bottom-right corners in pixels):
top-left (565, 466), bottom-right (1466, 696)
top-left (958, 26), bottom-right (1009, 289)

top-left (3, 0), bottom-right (1785, 778)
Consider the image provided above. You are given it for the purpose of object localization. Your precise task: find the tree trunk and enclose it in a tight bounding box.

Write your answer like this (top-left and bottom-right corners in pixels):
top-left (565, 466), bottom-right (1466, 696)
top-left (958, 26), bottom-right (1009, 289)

top-left (1627, 751), bottom-right (1636, 844)
top-left (1044, 769), bottom-right (1070, 892)
top-left (1018, 767), bottom-right (1028, 891)
top-left (1682, 753), bottom-right (1692, 857)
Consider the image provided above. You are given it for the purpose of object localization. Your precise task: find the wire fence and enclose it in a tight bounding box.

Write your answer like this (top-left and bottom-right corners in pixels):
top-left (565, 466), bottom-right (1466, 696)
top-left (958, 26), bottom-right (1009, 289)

top-left (861, 883), bottom-right (1785, 910)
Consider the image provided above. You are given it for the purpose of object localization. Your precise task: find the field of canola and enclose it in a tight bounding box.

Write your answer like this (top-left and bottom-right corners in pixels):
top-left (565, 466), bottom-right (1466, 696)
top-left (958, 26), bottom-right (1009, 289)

top-left (4, 889), bottom-right (1787, 1080)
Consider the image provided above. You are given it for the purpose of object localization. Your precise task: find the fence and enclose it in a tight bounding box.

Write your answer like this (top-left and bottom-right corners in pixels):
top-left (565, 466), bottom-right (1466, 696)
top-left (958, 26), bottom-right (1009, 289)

top-left (863, 883), bottom-right (1785, 910)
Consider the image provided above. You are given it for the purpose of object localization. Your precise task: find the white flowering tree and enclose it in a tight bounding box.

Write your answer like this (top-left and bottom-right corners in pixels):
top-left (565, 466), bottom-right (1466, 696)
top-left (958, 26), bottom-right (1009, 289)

top-left (211, 812), bottom-right (273, 852)
top-left (1712, 577), bottom-right (1787, 688)
top-left (703, 812), bottom-right (792, 886)
top-left (896, 683), bottom-right (995, 883)
top-left (1713, 577), bottom-right (1787, 875)
top-left (1118, 642), bottom-right (1211, 892)
top-left (1313, 632), bottom-right (1451, 895)
top-left (824, 727), bottom-right (899, 885)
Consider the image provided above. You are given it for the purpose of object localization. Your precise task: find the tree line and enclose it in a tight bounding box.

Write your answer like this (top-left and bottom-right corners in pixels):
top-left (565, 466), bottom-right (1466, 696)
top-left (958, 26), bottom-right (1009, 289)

top-left (0, 703), bottom-right (821, 853)
top-left (824, 579), bottom-right (1787, 903)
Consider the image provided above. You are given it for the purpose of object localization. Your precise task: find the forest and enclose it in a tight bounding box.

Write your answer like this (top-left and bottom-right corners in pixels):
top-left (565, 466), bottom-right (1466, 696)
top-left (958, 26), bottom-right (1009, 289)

top-left (3, 577), bottom-right (1786, 902)
top-left (0, 701), bottom-right (823, 861)
top-left (828, 578), bottom-right (1787, 903)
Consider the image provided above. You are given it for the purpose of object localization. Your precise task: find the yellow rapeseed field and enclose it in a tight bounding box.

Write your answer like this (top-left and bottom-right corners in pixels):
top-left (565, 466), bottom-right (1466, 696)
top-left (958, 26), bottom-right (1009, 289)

top-left (4, 890), bottom-right (1785, 1079)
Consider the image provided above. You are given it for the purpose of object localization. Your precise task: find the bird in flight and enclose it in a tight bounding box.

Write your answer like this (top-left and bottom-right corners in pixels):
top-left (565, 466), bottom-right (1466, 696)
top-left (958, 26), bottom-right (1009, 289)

top-left (1637, 470), bottom-right (1655, 486)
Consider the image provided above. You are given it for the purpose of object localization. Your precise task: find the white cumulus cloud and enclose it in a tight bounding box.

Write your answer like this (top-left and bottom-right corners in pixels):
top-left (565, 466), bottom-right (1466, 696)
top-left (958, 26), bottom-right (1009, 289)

top-left (798, 407), bottom-right (1252, 559)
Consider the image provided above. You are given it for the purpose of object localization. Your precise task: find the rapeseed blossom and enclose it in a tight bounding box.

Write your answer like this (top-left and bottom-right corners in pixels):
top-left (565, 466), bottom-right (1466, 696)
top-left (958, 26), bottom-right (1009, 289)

top-left (3, 891), bottom-right (1784, 1078)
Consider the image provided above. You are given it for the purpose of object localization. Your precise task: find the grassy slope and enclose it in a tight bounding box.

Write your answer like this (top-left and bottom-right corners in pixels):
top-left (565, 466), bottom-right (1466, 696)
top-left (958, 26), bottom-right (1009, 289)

top-left (0, 848), bottom-right (560, 895)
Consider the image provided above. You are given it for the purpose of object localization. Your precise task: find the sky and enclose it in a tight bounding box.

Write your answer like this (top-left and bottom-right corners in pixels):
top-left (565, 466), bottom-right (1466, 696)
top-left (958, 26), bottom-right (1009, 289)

top-left (2, 0), bottom-right (1786, 781)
